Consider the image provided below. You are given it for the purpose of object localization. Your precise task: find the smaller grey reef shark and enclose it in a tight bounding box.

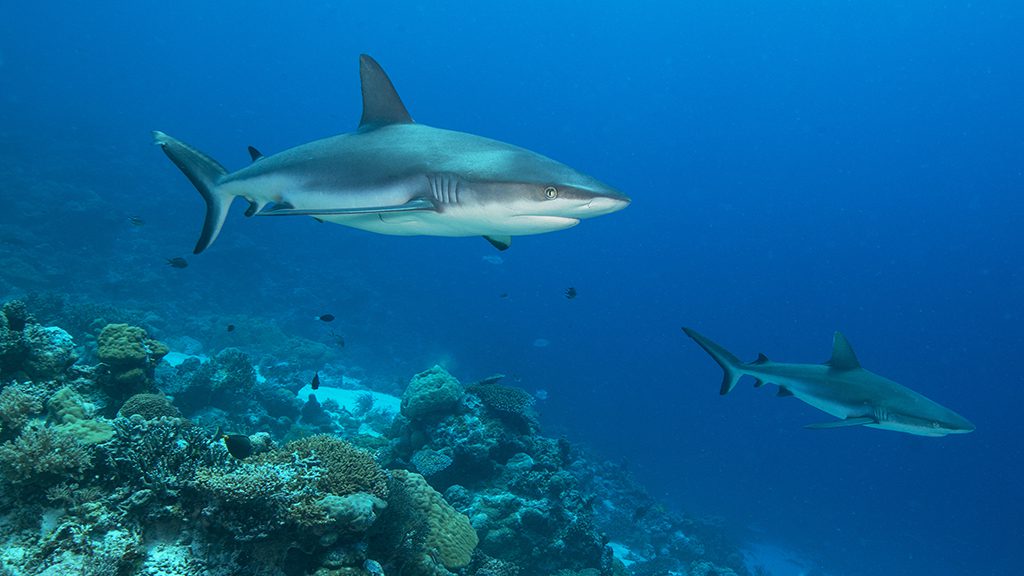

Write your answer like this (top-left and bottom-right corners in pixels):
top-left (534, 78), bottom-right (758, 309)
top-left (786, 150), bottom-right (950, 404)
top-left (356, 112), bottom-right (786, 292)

top-left (682, 327), bottom-right (975, 437)
top-left (155, 54), bottom-right (630, 254)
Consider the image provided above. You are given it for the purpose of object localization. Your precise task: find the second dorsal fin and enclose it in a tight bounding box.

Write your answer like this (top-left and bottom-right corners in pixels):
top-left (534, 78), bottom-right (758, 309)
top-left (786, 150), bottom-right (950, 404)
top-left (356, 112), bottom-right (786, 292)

top-left (358, 54), bottom-right (414, 130)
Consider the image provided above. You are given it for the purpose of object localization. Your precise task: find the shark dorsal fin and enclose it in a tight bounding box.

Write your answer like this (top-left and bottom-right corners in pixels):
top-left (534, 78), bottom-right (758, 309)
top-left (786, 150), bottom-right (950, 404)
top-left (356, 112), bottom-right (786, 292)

top-left (358, 54), bottom-right (413, 130)
top-left (752, 353), bottom-right (770, 365)
top-left (828, 332), bottom-right (861, 371)
top-left (247, 146), bottom-right (264, 162)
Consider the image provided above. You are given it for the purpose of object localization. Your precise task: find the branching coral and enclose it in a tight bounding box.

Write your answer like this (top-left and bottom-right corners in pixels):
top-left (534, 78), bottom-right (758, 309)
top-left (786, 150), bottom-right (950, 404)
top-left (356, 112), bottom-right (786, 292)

top-left (0, 385), bottom-right (43, 437)
top-left (0, 423), bottom-right (93, 487)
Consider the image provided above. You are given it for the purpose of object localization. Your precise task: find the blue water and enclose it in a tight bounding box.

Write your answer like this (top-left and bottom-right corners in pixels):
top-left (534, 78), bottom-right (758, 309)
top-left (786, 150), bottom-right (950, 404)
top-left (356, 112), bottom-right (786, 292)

top-left (2, 2), bottom-right (1021, 575)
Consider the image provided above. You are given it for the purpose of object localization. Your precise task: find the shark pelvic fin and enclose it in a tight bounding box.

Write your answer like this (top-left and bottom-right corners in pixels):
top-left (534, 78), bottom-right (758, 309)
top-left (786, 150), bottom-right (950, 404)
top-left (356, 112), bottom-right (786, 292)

top-left (483, 235), bottom-right (512, 251)
top-left (828, 332), bottom-right (861, 371)
top-left (256, 197), bottom-right (436, 217)
top-left (358, 54), bottom-right (413, 130)
top-left (153, 131), bottom-right (231, 254)
top-left (247, 146), bottom-right (264, 162)
top-left (682, 327), bottom-right (745, 395)
top-left (804, 416), bottom-right (875, 429)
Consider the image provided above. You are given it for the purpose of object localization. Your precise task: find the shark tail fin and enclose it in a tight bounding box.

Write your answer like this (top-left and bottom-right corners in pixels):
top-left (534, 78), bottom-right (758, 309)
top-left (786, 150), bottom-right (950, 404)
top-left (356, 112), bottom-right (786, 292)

top-left (682, 327), bottom-right (745, 395)
top-left (154, 131), bottom-right (232, 254)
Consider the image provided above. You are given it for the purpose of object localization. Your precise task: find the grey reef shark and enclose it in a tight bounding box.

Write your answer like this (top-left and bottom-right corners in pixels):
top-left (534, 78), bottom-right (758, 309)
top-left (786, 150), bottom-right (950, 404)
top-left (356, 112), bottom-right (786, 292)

top-left (682, 328), bottom-right (975, 437)
top-left (155, 54), bottom-right (630, 254)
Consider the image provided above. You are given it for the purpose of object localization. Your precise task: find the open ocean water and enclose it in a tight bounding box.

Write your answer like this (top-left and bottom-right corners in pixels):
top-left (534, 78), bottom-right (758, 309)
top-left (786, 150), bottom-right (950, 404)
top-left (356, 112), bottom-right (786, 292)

top-left (0, 2), bottom-right (1021, 575)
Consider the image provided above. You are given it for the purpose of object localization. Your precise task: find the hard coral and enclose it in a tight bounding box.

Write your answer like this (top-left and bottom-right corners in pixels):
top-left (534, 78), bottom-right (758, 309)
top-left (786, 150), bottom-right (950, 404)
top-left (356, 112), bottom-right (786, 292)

top-left (0, 385), bottom-right (43, 437)
top-left (377, 469), bottom-right (479, 571)
top-left (0, 423), bottom-right (93, 487)
top-left (467, 382), bottom-right (535, 416)
top-left (118, 393), bottom-right (181, 420)
top-left (22, 324), bottom-right (77, 381)
top-left (97, 323), bottom-right (168, 398)
top-left (282, 434), bottom-right (389, 500)
top-left (401, 365), bottom-right (463, 420)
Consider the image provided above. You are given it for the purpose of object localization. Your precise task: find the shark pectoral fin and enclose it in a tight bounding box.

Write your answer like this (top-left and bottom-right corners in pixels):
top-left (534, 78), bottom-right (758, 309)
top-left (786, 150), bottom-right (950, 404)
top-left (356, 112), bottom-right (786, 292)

top-left (256, 198), bottom-right (436, 217)
top-left (804, 416), bottom-right (876, 430)
top-left (483, 235), bottom-right (512, 251)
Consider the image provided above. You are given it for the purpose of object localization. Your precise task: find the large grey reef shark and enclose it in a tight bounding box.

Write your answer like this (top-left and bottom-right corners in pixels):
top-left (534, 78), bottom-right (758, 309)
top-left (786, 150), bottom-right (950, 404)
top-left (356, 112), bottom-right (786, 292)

top-left (682, 328), bottom-right (975, 437)
top-left (155, 54), bottom-right (630, 254)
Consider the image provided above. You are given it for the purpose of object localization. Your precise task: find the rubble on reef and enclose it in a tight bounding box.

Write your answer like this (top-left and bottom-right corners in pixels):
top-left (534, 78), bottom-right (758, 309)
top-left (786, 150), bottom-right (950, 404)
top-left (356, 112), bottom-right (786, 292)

top-left (0, 299), bottom-right (750, 576)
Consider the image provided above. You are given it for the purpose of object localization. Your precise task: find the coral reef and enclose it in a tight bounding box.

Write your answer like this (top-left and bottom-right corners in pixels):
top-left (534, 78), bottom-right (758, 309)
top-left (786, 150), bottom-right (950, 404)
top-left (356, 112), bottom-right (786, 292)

top-left (0, 303), bottom-right (751, 576)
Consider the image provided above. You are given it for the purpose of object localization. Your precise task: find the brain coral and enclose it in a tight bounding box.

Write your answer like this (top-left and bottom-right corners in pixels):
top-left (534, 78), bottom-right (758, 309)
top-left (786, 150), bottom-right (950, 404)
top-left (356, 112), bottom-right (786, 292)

top-left (401, 365), bottom-right (463, 420)
top-left (119, 393), bottom-right (181, 420)
top-left (388, 469), bottom-right (479, 569)
top-left (282, 434), bottom-right (389, 500)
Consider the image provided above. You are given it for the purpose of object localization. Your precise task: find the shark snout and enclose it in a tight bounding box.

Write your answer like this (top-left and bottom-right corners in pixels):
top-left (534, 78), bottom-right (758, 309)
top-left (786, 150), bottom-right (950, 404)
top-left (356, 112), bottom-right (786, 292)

top-left (575, 187), bottom-right (631, 218)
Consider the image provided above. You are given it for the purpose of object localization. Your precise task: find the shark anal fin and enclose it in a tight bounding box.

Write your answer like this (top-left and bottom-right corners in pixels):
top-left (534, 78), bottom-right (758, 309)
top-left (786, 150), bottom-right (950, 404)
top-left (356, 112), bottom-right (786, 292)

top-left (776, 386), bottom-right (794, 397)
top-left (256, 198), bottom-right (436, 217)
top-left (244, 200), bottom-right (260, 217)
top-left (827, 332), bottom-right (861, 371)
top-left (358, 54), bottom-right (414, 129)
top-left (804, 416), bottom-right (876, 430)
top-left (483, 235), bottom-right (512, 251)
top-left (247, 146), bottom-right (264, 162)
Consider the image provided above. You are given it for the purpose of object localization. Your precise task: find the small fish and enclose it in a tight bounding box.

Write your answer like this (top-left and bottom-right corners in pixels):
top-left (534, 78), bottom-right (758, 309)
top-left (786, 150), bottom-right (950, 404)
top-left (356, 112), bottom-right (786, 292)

top-left (330, 331), bottom-right (346, 349)
top-left (128, 216), bottom-right (145, 226)
top-left (226, 324), bottom-right (235, 332)
top-left (499, 292), bottom-right (509, 298)
top-left (565, 287), bottom-right (577, 299)
top-left (166, 257), bottom-right (188, 269)
top-left (311, 371), bottom-right (320, 391)
top-left (316, 314), bottom-right (335, 322)
top-left (223, 433), bottom-right (253, 459)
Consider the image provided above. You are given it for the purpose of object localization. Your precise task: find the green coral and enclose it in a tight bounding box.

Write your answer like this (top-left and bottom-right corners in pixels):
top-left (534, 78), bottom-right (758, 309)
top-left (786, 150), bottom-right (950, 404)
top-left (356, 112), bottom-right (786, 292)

top-left (401, 365), bottom-right (464, 420)
top-left (96, 323), bottom-right (168, 397)
top-left (279, 434), bottom-right (389, 500)
top-left (118, 393), bottom-right (181, 420)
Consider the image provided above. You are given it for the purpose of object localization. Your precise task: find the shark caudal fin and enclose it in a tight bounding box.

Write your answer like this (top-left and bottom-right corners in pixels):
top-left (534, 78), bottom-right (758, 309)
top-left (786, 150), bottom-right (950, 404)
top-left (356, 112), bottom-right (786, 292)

top-left (682, 327), bottom-right (746, 395)
top-left (154, 131), bottom-right (232, 254)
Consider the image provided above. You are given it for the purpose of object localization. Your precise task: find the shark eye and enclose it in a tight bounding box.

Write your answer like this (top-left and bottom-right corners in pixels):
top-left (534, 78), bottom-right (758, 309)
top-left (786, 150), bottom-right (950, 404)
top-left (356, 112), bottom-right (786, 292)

top-left (544, 186), bottom-right (558, 199)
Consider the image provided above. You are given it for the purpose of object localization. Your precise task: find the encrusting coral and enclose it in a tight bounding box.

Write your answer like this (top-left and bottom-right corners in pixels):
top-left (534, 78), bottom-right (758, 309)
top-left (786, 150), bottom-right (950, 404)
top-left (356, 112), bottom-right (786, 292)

top-left (277, 433), bottom-right (390, 500)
